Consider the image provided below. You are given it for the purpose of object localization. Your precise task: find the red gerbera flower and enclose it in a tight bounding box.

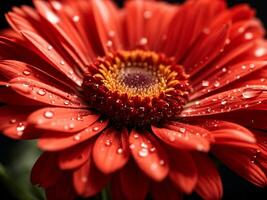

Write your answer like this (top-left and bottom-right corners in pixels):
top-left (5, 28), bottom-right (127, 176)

top-left (1, 0), bottom-right (267, 199)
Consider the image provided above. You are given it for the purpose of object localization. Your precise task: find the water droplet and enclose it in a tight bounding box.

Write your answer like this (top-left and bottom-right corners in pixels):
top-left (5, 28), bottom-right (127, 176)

top-left (150, 147), bottom-right (156, 152)
top-left (202, 80), bottom-right (209, 87)
top-left (81, 176), bottom-right (87, 182)
top-left (47, 45), bottom-right (53, 51)
top-left (242, 89), bottom-right (262, 99)
top-left (255, 47), bottom-right (266, 57)
top-left (52, 1), bottom-right (62, 10)
top-left (169, 135), bottom-right (176, 142)
top-left (64, 100), bottom-right (70, 105)
top-left (106, 40), bottom-right (113, 47)
top-left (138, 148), bottom-right (148, 157)
top-left (139, 37), bottom-right (148, 46)
top-left (37, 89), bottom-right (46, 96)
top-left (16, 123), bottom-right (25, 132)
top-left (23, 70), bottom-right (31, 76)
top-left (133, 134), bottom-right (139, 139)
top-left (9, 119), bottom-right (17, 124)
top-left (60, 60), bottom-right (65, 65)
top-left (73, 134), bottom-right (81, 141)
top-left (106, 31), bottom-right (114, 39)
top-left (43, 111), bottom-right (54, 119)
top-left (93, 127), bottom-right (99, 131)
top-left (222, 68), bottom-right (227, 72)
top-left (213, 81), bottom-right (220, 87)
top-left (104, 139), bottom-right (112, 147)
top-left (179, 128), bottom-right (186, 133)
top-left (159, 160), bottom-right (165, 165)
top-left (72, 15), bottom-right (80, 22)
top-left (141, 142), bottom-right (148, 149)
top-left (221, 100), bottom-right (227, 105)
top-left (144, 10), bottom-right (152, 19)
top-left (244, 32), bottom-right (253, 40)
top-left (117, 148), bottom-right (123, 154)
top-left (129, 144), bottom-right (135, 149)
top-left (46, 11), bottom-right (60, 24)
top-left (69, 123), bottom-right (75, 129)
top-left (241, 65), bottom-right (246, 70)
top-left (196, 144), bottom-right (204, 151)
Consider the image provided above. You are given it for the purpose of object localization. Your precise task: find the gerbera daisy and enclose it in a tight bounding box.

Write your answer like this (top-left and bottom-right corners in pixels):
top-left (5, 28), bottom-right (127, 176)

top-left (1, 0), bottom-right (267, 199)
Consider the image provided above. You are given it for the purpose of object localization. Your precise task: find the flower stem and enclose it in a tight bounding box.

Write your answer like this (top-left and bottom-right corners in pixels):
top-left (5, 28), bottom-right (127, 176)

top-left (101, 188), bottom-right (109, 200)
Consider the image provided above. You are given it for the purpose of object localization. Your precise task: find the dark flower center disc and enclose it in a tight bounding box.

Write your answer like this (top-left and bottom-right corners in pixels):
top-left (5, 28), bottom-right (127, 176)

top-left (82, 50), bottom-right (190, 127)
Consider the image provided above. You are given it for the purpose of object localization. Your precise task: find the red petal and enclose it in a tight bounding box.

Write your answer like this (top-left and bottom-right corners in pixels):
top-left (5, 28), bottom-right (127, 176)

top-left (191, 60), bottom-right (267, 100)
top-left (213, 146), bottom-right (267, 187)
top-left (129, 130), bottom-right (169, 181)
top-left (73, 158), bottom-right (109, 197)
top-left (45, 174), bottom-right (76, 200)
top-left (169, 150), bottom-right (197, 194)
top-left (38, 119), bottom-right (108, 151)
top-left (0, 106), bottom-right (35, 139)
top-left (193, 153), bottom-right (223, 200)
top-left (151, 180), bottom-right (183, 200)
top-left (21, 30), bottom-right (83, 86)
top-left (9, 77), bottom-right (86, 108)
top-left (93, 127), bottom-right (129, 174)
top-left (164, 0), bottom-right (226, 62)
top-left (182, 85), bottom-right (267, 117)
top-left (58, 141), bottom-right (92, 170)
top-left (118, 162), bottom-right (149, 200)
top-left (31, 153), bottom-right (62, 187)
top-left (91, 0), bottom-right (122, 52)
top-left (152, 122), bottom-right (211, 152)
top-left (191, 119), bottom-right (256, 146)
top-left (28, 107), bottom-right (98, 132)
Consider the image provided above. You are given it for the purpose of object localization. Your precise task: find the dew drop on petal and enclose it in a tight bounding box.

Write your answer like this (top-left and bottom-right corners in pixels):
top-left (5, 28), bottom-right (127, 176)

top-left (43, 111), bottom-right (54, 119)
top-left (221, 100), bottom-right (227, 105)
top-left (9, 119), bottom-right (17, 124)
top-left (242, 89), bottom-right (262, 99)
top-left (64, 100), bottom-right (70, 105)
top-left (159, 160), bottom-right (165, 165)
top-left (73, 134), bottom-right (81, 141)
top-left (169, 135), bottom-right (176, 142)
top-left (117, 148), bottom-right (123, 154)
top-left (179, 128), bottom-right (186, 133)
top-left (106, 40), bottom-right (113, 47)
top-left (255, 47), bottom-right (266, 57)
top-left (60, 60), bottom-right (65, 65)
top-left (37, 89), bottom-right (46, 96)
top-left (16, 123), bottom-right (25, 132)
top-left (93, 127), bottom-right (99, 131)
top-left (72, 15), bottom-right (80, 22)
top-left (133, 133), bottom-right (139, 139)
top-left (23, 70), bottom-right (31, 76)
top-left (213, 81), bottom-right (220, 87)
top-left (202, 80), bottom-right (209, 87)
top-left (196, 144), bottom-right (204, 151)
top-left (244, 32), bottom-right (253, 40)
top-left (144, 10), bottom-right (152, 19)
top-left (138, 148), bottom-right (148, 157)
top-left (139, 37), bottom-right (148, 46)
top-left (104, 139), bottom-right (112, 147)
top-left (222, 67), bottom-right (227, 72)
top-left (47, 45), bottom-right (53, 51)
top-left (81, 176), bottom-right (87, 183)
top-left (141, 142), bottom-right (148, 149)
top-left (150, 147), bottom-right (156, 152)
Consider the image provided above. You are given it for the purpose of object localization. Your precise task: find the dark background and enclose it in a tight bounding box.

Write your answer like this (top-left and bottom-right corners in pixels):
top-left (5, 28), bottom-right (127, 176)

top-left (0, 0), bottom-right (267, 200)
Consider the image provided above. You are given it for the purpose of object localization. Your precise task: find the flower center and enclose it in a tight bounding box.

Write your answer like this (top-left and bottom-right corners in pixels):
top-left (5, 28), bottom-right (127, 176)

top-left (82, 50), bottom-right (190, 127)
